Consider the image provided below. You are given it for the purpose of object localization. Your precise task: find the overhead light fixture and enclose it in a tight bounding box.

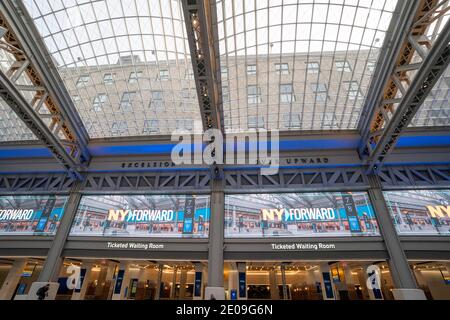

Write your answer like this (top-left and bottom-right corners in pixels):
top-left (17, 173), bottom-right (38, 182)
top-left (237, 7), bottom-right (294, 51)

top-left (0, 27), bottom-right (7, 39)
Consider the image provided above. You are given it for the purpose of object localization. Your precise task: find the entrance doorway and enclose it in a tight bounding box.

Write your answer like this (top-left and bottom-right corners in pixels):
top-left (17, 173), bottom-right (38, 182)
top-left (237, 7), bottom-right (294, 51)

top-left (224, 261), bottom-right (395, 300)
top-left (55, 259), bottom-right (207, 300)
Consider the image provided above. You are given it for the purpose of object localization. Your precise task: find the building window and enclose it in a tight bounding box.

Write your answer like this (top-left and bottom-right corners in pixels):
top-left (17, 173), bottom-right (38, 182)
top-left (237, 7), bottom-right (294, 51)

top-left (247, 85), bottom-right (262, 104)
top-left (224, 114), bottom-right (231, 128)
top-left (103, 73), bottom-right (115, 85)
top-left (159, 69), bottom-right (170, 81)
top-left (120, 91), bottom-right (136, 111)
top-left (143, 119), bottom-right (159, 134)
top-left (92, 93), bottom-right (107, 111)
top-left (111, 121), bottom-right (128, 135)
top-left (306, 62), bottom-right (320, 74)
top-left (176, 119), bottom-right (193, 131)
top-left (283, 113), bottom-right (301, 128)
top-left (345, 81), bottom-right (363, 99)
top-left (275, 63), bottom-right (289, 75)
top-left (311, 83), bottom-right (328, 102)
top-left (128, 71), bottom-right (143, 83)
top-left (280, 84), bottom-right (295, 103)
top-left (185, 68), bottom-right (194, 79)
top-left (221, 67), bottom-right (228, 79)
top-left (367, 61), bottom-right (376, 72)
top-left (222, 86), bottom-right (230, 103)
top-left (247, 64), bottom-right (257, 75)
top-left (443, 76), bottom-right (450, 88)
top-left (72, 95), bottom-right (81, 103)
top-left (76, 75), bottom-right (90, 87)
top-left (180, 88), bottom-right (195, 110)
top-left (118, 55), bottom-right (140, 65)
top-left (181, 88), bottom-right (195, 100)
top-left (150, 90), bottom-right (164, 109)
top-left (335, 60), bottom-right (352, 72)
top-left (248, 115), bottom-right (265, 129)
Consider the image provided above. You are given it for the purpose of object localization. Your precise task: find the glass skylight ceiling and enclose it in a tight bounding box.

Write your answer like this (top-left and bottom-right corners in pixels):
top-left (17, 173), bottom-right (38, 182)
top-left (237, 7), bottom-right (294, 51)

top-left (215, 0), bottom-right (398, 131)
top-left (23, 0), bottom-right (202, 138)
top-left (410, 6), bottom-right (450, 128)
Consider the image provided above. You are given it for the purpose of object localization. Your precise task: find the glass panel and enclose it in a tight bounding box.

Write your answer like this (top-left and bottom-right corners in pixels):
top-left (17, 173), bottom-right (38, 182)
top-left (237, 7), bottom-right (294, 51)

top-left (70, 195), bottom-right (210, 238)
top-left (216, 0), bottom-right (398, 131)
top-left (224, 192), bottom-right (379, 238)
top-left (410, 66), bottom-right (450, 127)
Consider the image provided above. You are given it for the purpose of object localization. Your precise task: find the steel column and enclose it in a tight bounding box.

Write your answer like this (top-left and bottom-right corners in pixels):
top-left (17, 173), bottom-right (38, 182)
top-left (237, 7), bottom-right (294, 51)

top-left (367, 174), bottom-right (418, 289)
top-left (37, 180), bottom-right (83, 282)
top-left (207, 175), bottom-right (225, 288)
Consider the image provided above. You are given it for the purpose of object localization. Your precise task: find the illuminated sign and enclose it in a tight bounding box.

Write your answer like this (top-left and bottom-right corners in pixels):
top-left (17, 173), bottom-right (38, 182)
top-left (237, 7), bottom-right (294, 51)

top-left (384, 190), bottom-right (450, 236)
top-left (106, 241), bottom-right (164, 250)
top-left (261, 208), bottom-right (336, 221)
top-left (107, 209), bottom-right (174, 222)
top-left (426, 206), bottom-right (450, 218)
top-left (271, 243), bottom-right (336, 250)
top-left (71, 194), bottom-right (210, 238)
top-left (0, 209), bottom-right (34, 221)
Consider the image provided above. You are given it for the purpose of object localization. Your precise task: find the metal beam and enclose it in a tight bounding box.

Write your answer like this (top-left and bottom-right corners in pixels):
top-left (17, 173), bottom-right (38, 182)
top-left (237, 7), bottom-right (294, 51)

top-left (182, 0), bottom-right (223, 131)
top-left (0, 70), bottom-right (84, 179)
top-left (358, 0), bottom-right (420, 133)
top-left (359, 0), bottom-right (450, 172)
top-left (0, 0), bottom-right (90, 177)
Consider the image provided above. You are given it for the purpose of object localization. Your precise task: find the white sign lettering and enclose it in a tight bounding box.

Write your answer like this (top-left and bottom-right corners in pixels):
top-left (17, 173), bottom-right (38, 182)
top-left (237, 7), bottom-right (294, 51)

top-left (271, 242), bottom-right (336, 250)
top-left (0, 209), bottom-right (34, 221)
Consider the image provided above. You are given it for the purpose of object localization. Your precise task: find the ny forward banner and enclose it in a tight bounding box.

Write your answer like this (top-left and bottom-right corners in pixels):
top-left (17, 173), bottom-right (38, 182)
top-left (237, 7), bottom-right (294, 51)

top-left (225, 192), bottom-right (379, 238)
top-left (384, 189), bottom-right (450, 235)
top-left (70, 194), bottom-right (210, 238)
top-left (0, 195), bottom-right (68, 236)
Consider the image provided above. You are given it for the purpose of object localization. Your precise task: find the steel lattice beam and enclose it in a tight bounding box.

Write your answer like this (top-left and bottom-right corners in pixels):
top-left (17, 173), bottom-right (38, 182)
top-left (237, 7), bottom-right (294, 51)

top-left (182, 0), bottom-right (223, 131)
top-left (359, 0), bottom-right (450, 172)
top-left (0, 0), bottom-right (90, 178)
top-left (0, 70), bottom-right (84, 179)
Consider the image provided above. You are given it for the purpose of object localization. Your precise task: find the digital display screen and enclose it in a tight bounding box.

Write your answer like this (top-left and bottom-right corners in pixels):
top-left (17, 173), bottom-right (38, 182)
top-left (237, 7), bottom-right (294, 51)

top-left (384, 189), bottom-right (450, 235)
top-left (225, 192), bottom-right (379, 238)
top-left (70, 194), bottom-right (210, 238)
top-left (0, 195), bottom-right (68, 236)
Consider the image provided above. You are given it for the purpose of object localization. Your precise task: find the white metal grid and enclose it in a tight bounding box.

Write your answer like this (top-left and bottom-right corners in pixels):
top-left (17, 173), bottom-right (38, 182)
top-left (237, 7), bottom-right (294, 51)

top-left (22, 0), bottom-right (202, 138)
top-left (215, 0), bottom-right (398, 132)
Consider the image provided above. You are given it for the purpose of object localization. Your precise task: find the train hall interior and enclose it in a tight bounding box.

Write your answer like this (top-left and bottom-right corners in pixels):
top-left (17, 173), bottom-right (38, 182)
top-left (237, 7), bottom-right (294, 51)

top-left (0, 0), bottom-right (449, 300)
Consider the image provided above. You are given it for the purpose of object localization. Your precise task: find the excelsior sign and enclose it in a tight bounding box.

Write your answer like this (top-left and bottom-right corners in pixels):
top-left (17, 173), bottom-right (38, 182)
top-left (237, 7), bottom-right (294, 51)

top-left (261, 208), bottom-right (336, 221)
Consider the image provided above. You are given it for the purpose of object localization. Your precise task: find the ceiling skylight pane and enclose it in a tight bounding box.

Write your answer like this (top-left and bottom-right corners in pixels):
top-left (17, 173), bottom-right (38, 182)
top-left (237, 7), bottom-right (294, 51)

top-left (216, 0), bottom-right (398, 132)
top-left (21, 0), bottom-right (201, 138)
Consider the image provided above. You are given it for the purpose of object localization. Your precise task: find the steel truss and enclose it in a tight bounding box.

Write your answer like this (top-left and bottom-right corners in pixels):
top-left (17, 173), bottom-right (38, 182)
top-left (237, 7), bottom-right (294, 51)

top-left (360, 0), bottom-right (450, 171)
top-left (0, 173), bottom-right (74, 194)
top-left (81, 171), bottom-right (211, 193)
top-left (0, 1), bottom-right (90, 178)
top-left (379, 165), bottom-right (450, 189)
top-left (224, 167), bottom-right (368, 191)
top-left (182, 0), bottom-right (223, 131)
top-left (0, 165), bottom-right (450, 194)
